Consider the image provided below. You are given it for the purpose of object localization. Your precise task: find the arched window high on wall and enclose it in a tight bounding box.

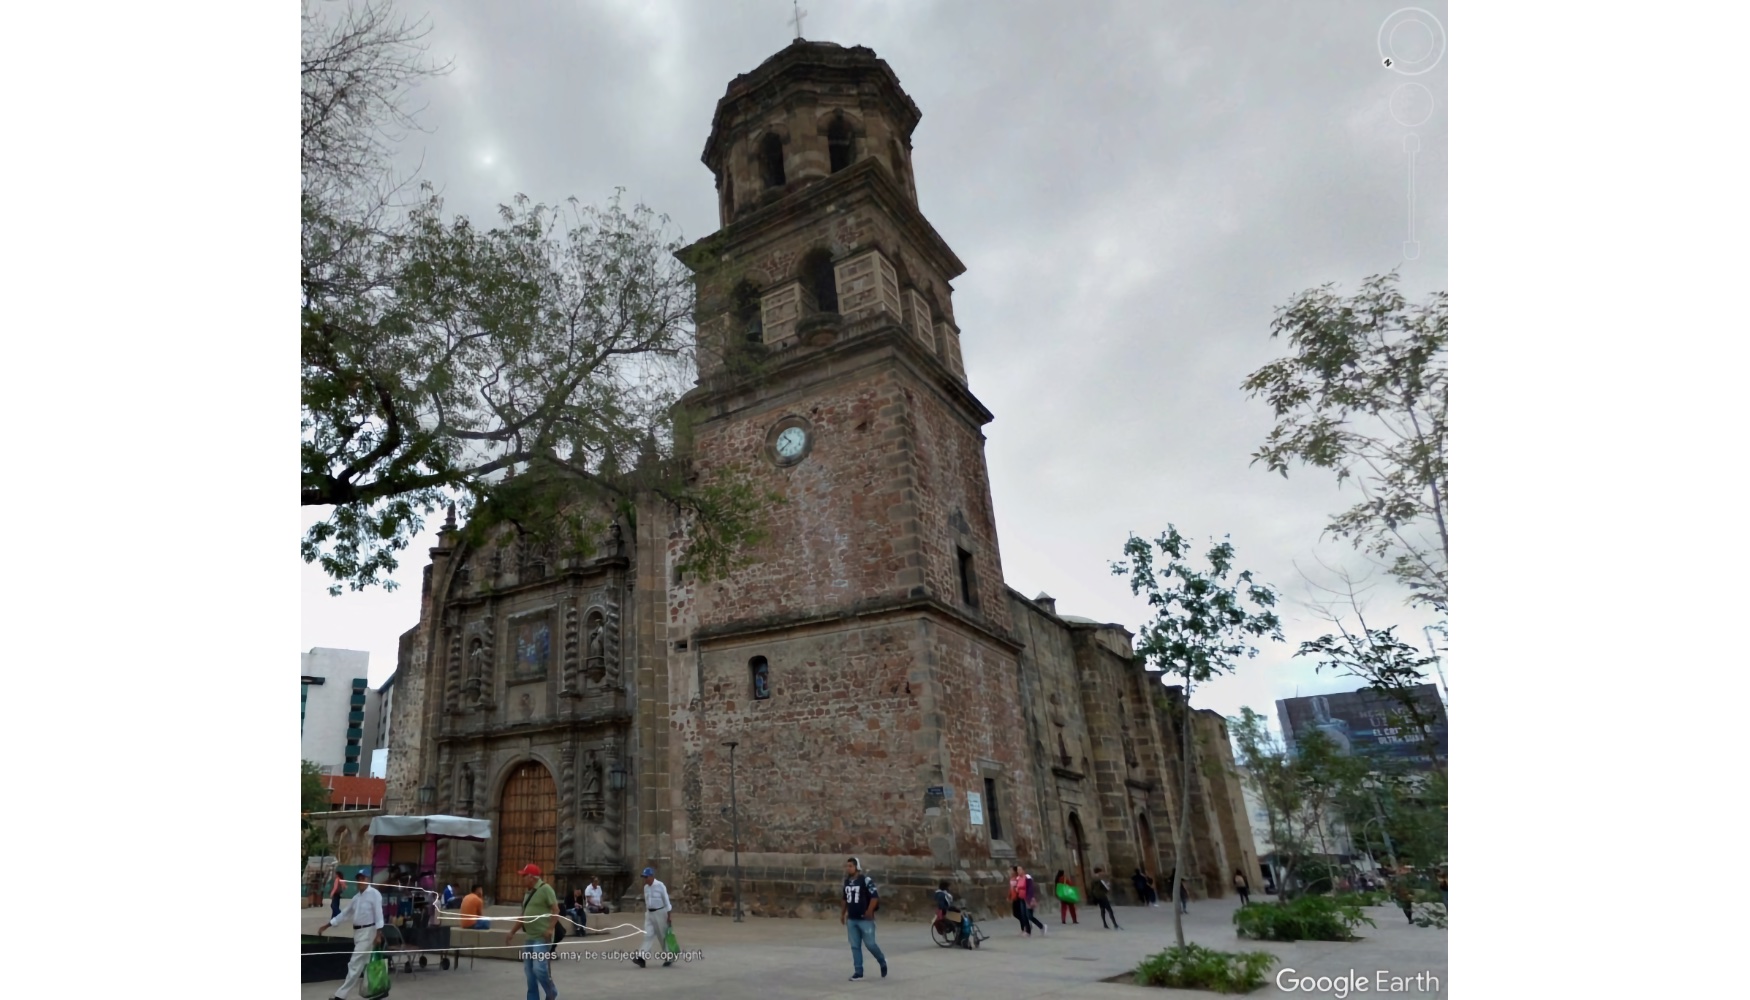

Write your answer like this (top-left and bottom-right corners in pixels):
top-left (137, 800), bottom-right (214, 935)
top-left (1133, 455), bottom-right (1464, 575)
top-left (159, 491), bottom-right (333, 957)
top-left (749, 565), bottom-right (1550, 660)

top-left (760, 133), bottom-right (786, 188)
top-left (801, 249), bottom-right (838, 314)
top-left (828, 116), bottom-right (853, 173)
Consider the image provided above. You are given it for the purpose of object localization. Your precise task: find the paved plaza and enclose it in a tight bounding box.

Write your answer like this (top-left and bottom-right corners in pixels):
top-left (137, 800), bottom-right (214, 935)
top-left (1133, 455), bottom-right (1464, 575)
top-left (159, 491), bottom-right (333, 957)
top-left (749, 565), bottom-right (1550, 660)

top-left (299, 896), bottom-right (1447, 998)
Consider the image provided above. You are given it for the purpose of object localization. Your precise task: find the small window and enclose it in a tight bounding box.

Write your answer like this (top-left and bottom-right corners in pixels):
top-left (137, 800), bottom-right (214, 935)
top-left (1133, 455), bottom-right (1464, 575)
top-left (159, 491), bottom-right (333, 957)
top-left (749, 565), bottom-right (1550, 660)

top-left (760, 134), bottom-right (786, 188)
top-left (984, 777), bottom-right (1004, 842)
top-left (828, 116), bottom-right (853, 173)
top-left (802, 250), bottom-right (838, 314)
top-left (956, 547), bottom-right (978, 606)
top-left (750, 656), bottom-right (771, 700)
top-left (732, 280), bottom-right (763, 345)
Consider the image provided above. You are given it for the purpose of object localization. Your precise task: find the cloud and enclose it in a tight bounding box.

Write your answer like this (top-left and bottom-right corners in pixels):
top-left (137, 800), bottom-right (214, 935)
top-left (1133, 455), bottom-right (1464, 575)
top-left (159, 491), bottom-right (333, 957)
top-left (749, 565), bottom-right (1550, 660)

top-left (304, 0), bottom-right (1449, 723)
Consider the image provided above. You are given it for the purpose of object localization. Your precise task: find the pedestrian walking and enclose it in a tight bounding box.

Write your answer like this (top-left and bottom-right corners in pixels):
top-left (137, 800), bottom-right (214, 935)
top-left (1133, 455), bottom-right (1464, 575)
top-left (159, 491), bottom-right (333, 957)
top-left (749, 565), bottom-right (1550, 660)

top-left (635, 866), bottom-right (675, 968)
top-left (316, 870), bottom-right (384, 1000)
top-left (505, 863), bottom-right (560, 1000)
top-left (330, 868), bottom-right (345, 918)
top-left (1177, 875), bottom-right (1189, 915)
top-left (1132, 868), bottom-right (1156, 907)
top-left (1233, 869), bottom-right (1251, 906)
top-left (1089, 867), bottom-right (1121, 929)
top-left (840, 857), bottom-right (888, 981)
top-left (1054, 870), bottom-right (1078, 924)
top-left (1009, 865), bottom-right (1047, 935)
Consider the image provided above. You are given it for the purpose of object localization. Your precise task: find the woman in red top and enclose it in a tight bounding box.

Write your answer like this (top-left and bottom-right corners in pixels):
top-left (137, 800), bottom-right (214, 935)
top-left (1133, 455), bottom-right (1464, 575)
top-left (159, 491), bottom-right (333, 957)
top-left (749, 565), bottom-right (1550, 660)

top-left (1054, 870), bottom-right (1078, 925)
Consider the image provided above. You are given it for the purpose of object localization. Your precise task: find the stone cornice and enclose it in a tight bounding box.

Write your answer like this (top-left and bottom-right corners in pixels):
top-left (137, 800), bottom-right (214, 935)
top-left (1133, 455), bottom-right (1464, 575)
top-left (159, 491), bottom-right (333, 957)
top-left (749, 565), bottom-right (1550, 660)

top-left (690, 591), bottom-right (1023, 654)
top-left (682, 321), bottom-right (992, 432)
top-left (677, 158), bottom-right (965, 286)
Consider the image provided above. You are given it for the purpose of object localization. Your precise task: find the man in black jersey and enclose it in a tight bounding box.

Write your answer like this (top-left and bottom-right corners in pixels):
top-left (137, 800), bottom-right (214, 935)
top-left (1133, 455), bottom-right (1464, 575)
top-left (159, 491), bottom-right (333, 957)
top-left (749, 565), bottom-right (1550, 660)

top-left (839, 857), bottom-right (888, 982)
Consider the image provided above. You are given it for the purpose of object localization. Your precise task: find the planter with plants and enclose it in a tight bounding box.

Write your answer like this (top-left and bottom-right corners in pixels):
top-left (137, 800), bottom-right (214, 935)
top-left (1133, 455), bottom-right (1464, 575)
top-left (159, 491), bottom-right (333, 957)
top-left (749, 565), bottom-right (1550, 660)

top-left (1233, 894), bottom-right (1375, 942)
top-left (1128, 943), bottom-right (1277, 994)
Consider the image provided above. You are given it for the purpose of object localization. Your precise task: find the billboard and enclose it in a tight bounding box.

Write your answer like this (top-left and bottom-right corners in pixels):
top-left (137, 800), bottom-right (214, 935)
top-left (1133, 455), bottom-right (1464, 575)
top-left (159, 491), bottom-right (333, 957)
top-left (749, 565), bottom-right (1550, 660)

top-left (1276, 684), bottom-right (1447, 768)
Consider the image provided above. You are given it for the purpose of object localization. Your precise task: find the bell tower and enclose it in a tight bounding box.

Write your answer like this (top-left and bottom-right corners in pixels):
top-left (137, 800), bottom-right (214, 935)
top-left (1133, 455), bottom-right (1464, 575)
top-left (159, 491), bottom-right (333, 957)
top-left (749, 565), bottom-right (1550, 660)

top-left (667, 40), bottom-right (1037, 916)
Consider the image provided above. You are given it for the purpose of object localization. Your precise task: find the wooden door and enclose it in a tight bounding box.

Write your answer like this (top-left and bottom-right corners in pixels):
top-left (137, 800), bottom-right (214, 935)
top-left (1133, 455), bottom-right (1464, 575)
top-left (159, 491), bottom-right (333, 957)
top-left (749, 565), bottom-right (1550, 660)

top-left (1067, 812), bottom-right (1090, 892)
top-left (496, 760), bottom-right (558, 904)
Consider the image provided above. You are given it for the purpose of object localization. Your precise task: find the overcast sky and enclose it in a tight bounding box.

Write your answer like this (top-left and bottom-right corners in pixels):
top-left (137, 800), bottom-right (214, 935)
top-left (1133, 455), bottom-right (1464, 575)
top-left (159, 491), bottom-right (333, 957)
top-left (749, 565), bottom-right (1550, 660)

top-left (301, 0), bottom-right (1449, 726)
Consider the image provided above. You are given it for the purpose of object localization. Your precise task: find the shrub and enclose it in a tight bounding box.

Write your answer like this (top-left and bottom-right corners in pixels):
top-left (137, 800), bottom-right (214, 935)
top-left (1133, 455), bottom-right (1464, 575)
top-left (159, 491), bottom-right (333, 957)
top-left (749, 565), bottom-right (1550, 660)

top-left (1133, 943), bottom-right (1276, 994)
top-left (1233, 894), bottom-right (1376, 942)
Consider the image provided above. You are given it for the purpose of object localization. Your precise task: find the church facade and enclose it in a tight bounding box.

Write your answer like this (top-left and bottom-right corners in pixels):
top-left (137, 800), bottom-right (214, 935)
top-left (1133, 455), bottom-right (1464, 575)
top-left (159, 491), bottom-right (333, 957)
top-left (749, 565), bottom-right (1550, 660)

top-left (383, 40), bottom-right (1256, 916)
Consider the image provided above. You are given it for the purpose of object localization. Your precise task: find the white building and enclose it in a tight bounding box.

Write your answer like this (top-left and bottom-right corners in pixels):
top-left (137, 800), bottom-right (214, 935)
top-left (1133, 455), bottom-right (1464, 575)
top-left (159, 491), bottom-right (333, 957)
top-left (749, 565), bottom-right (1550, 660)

top-left (1236, 768), bottom-right (1357, 883)
top-left (301, 648), bottom-right (380, 778)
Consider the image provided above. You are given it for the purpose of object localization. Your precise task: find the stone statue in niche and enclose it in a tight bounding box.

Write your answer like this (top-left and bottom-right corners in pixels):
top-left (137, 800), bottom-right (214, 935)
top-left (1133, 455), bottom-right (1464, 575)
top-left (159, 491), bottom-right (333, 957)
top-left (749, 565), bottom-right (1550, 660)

top-left (464, 638), bottom-right (487, 702)
top-left (519, 692), bottom-right (534, 720)
top-left (1122, 728), bottom-right (1140, 770)
top-left (584, 613), bottom-right (607, 684)
top-left (1057, 732), bottom-right (1072, 768)
top-left (459, 765), bottom-right (475, 817)
top-left (580, 750), bottom-right (603, 820)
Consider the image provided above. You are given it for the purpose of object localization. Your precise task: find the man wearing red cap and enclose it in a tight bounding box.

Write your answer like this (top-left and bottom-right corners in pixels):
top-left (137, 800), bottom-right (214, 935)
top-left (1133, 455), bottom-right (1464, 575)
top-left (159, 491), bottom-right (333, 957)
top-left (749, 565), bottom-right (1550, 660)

top-left (505, 863), bottom-right (560, 1000)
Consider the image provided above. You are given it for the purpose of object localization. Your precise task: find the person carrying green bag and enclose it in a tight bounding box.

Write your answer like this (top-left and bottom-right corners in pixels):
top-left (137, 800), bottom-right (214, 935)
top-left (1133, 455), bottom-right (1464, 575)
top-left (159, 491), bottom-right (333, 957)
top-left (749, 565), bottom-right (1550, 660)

top-left (1053, 870), bottom-right (1080, 925)
top-left (635, 866), bottom-right (675, 969)
top-left (317, 873), bottom-right (384, 999)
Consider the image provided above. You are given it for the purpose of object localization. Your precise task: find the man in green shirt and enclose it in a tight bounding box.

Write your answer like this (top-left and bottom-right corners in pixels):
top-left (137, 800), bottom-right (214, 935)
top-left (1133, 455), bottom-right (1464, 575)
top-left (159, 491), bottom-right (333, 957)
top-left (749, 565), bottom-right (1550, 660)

top-left (505, 863), bottom-right (560, 1000)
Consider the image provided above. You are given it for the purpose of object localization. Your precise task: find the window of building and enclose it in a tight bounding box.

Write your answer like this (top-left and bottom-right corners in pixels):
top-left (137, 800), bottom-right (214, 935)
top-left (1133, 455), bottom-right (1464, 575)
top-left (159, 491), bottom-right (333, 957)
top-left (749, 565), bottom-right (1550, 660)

top-left (802, 249), bottom-right (838, 314)
top-left (760, 133), bottom-right (786, 188)
top-left (732, 280), bottom-right (763, 344)
top-left (828, 116), bottom-right (853, 173)
top-left (750, 656), bottom-right (771, 700)
top-left (983, 776), bottom-right (1004, 842)
top-left (956, 547), bottom-right (978, 606)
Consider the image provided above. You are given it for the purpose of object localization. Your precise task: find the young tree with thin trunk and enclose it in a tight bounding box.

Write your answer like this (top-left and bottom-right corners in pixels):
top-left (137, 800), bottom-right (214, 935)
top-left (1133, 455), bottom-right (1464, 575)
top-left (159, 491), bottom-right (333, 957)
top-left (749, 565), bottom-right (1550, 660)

top-left (1115, 528), bottom-right (1283, 948)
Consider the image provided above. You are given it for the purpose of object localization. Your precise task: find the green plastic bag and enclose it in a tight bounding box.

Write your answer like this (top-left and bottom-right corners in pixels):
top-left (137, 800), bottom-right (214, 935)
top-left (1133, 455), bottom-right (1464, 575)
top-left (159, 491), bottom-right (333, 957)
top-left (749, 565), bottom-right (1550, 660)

top-left (664, 924), bottom-right (679, 954)
top-left (1055, 883), bottom-right (1081, 904)
top-left (363, 949), bottom-right (391, 999)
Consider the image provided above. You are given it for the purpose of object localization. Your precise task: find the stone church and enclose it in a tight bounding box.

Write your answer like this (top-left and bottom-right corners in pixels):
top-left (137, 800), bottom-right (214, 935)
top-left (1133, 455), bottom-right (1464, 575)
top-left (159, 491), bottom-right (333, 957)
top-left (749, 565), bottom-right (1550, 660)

top-left (382, 39), bottom-right (1257, 916)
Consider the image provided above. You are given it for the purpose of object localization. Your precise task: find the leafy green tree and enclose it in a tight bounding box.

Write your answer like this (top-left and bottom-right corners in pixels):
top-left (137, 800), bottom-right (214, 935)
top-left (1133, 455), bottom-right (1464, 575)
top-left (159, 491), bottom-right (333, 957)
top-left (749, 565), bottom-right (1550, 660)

top-left (301, 1), bottom-right (765, 594)
top-left (1295, 620), bottom-right (1445, 769)
top-left (1242, 273), bottom-right (1447, 614)
top-left (1116, 528), bottom-right (1283, 947)
top-left (1231, 710), bottom-right (1368, 901)
top-left (302, 760), bottom-right (334, 864)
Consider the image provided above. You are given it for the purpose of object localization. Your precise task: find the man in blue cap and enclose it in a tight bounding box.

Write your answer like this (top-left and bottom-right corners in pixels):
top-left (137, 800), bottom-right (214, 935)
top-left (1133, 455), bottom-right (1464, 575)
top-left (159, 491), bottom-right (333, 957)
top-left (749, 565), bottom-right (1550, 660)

top-left (635, 866), bottom-right (674, 968)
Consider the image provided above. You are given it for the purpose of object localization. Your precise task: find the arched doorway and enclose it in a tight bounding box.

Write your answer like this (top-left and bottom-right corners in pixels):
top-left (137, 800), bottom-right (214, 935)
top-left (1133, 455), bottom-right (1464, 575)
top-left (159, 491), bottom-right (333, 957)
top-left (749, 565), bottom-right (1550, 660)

top-left (496, 760), bottom-right (558, 903)
top-left (1067, 812), bottom-right (1090, 892)
top-left (1136, 811), bottom-right (1160, 884)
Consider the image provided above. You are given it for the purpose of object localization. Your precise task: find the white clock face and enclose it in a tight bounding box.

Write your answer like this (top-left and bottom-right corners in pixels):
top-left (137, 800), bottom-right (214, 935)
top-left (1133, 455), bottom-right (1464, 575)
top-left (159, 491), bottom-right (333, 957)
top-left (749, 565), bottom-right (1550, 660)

top-left (774, 426), bottom-right (807, 460)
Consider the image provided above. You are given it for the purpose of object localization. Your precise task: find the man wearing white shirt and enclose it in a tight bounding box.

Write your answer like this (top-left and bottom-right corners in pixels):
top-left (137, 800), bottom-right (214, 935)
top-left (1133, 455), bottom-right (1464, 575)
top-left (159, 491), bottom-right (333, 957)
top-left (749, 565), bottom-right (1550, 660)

top-left (584, 876), bottom-right (607, 913)
top-left (633, 866), bottom-right (673, 969)
top-left (318, 876), bottom-right (384, 1000)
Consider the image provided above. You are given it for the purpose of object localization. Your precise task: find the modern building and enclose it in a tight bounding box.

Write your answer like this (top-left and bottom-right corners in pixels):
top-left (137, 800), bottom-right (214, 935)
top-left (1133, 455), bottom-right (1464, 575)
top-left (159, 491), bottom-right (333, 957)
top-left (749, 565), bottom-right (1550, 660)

top-left (383, 39), bottom-right (1257, 914)
top-left (1276, 684), bottom-right (1448, 770)
top-left (301, 648), bottom-right (380, 777)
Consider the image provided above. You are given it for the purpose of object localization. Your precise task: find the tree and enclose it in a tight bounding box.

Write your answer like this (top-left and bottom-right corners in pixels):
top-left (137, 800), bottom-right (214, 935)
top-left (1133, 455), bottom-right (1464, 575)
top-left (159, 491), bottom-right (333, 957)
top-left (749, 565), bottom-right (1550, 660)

top-left (1116, 528), bottom-right (1283, 947)
top-left (1242, 273), bottom-right (1448, 614)
top-left (302, 760), bottom-right (334, 864)
top-left (1295, 622), bottom-right (1445, 770)
top-left (1230, 709), bottom-right (1368, 901)
top-left (301, 1), bottom-right (765, 594)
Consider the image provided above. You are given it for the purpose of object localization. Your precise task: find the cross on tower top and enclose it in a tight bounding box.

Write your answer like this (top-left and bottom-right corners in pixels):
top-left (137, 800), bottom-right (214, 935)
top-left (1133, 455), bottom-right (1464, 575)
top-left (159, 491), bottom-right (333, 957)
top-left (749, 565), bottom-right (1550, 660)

top-left (790, 1), bottom-right (807, 40)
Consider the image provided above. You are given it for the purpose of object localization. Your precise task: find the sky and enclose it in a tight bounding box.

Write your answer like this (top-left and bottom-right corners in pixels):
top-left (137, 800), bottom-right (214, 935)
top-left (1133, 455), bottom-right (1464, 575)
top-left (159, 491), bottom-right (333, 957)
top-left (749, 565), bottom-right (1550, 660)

top-left (301, 0), bottom-right (1449, 726)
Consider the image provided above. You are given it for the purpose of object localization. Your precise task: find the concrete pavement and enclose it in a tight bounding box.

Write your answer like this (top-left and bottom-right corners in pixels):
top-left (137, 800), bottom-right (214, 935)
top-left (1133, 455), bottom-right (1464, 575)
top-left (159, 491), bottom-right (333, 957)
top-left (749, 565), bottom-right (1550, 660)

top-left (300, 896), bottom-right (1447, 998)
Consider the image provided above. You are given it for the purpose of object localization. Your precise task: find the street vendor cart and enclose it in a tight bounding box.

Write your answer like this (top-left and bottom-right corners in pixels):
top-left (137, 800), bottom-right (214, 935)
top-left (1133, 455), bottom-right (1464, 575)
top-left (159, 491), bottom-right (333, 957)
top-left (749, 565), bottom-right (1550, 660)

top-left (367, 814), bottom-right (491, 972)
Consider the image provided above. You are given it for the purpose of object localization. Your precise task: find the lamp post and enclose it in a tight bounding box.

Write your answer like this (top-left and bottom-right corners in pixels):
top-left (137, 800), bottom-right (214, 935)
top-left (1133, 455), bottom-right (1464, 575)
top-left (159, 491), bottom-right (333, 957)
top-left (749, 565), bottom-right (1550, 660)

top-left (723, 741), bottom-right (743, 922)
